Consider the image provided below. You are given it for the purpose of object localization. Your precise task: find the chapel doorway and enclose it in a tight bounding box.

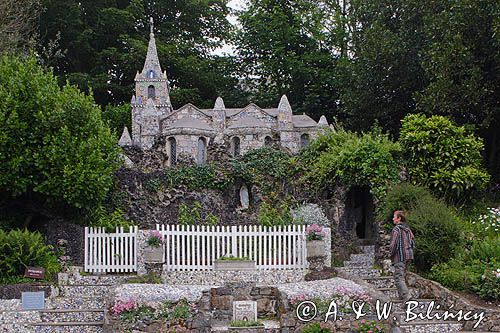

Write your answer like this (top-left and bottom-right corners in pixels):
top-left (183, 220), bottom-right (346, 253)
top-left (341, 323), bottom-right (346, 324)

top-left (345, 186), bottom-right (375, 240)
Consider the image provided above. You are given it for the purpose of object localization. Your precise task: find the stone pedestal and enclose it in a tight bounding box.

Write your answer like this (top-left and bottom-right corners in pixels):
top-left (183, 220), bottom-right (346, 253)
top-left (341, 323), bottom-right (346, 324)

top-left (307, 256), bottom-right (326, 272)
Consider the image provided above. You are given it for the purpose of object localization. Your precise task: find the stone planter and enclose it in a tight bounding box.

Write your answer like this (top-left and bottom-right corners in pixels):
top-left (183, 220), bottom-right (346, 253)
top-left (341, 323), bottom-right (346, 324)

top-left (143, 246), bottom-right (164, 263)
top-left (228, 326), bottom-right (265, 333)
top-left (214, 259), bottom-right (256, 271)
top-left (306, 240), bottom-right (324, 258)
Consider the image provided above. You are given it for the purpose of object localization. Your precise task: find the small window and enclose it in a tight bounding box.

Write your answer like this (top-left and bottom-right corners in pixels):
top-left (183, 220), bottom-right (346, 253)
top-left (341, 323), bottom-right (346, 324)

top-left (232, 137), bottom-right (241, 156)
top-left (148, 70), bottom-right (155, 79)
top-left (197, 137), bottom-right (207, 165)
top-left (300, 133), bottom-right (310, 148)
top-left (168, 137), bottom-right (177, 166)
top-left (148, 85), bottom-right (155, 99)
top-left (264, 136), bottom-right (272, 146)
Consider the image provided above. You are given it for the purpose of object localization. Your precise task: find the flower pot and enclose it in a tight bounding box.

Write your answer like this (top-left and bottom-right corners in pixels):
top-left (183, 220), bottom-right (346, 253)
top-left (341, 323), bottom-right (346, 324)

top-left (144, 246), bottom-right (164, 263)
top-left (306, 240), bottom-right (324, 258)
top-left (213, 259), bottom-right (256, 271)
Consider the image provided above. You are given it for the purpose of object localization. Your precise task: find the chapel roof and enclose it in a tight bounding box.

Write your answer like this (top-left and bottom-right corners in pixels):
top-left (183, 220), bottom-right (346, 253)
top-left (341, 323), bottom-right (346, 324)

top-left (292, 115), bottom-right (318, 128)
top-left (228, 117), bottom-right (270, 129)
top-left (169, 117), bottom-right (213, 131)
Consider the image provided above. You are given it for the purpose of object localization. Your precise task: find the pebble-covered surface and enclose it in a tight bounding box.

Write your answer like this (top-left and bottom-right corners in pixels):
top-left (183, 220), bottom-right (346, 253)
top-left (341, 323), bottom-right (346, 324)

top-left (163, 269), bottom-right (305, 285)
top-left (400, 322), bottom-right (462, 333)
top-left (32, 324), bottom-right (104, 333)
top-left (276, 277), bottom-right (370, 300)
top-left (114, 283), bottom-right (214, 303)
top-left (40, 310), bottom-right (104, 323)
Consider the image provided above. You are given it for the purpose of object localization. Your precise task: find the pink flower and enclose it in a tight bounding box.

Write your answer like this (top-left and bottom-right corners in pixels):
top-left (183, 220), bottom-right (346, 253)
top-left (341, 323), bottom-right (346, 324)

top-left (112, 299), bottom-right (136, 315)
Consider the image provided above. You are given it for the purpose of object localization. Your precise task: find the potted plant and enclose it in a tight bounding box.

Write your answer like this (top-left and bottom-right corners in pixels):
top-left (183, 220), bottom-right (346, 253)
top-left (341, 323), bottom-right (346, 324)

top-left (143, 230), bottom-right (164, 263)
top-left (213, 255), bottom-right (256, 271)
top-left (305, 224), bottom-right (325, 258)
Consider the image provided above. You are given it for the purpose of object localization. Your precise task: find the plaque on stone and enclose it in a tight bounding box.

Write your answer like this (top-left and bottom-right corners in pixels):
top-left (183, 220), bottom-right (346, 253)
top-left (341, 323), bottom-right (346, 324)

top-left (233, 300), bottom-right (257, 321)
top-left (21, 291), bottom-right (45, 310)
top-left (24, 267), bottom-right (45, 279)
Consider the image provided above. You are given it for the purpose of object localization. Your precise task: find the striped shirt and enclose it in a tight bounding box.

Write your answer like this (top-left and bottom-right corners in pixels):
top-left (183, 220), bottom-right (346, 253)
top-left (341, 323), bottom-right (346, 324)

top-left (390, 223), bottom-right (415, 263)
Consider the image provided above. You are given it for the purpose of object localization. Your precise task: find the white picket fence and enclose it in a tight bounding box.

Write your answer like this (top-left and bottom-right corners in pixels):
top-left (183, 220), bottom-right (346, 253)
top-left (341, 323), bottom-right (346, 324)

top-left (84, 226), bottom-right (138, 273)
top-left (156, 224), bottom-right (307, 271)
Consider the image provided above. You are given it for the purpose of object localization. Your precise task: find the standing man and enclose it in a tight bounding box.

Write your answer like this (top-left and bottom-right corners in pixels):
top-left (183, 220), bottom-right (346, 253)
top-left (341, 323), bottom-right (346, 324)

top-left (390, 210), bottom-right (415, 301)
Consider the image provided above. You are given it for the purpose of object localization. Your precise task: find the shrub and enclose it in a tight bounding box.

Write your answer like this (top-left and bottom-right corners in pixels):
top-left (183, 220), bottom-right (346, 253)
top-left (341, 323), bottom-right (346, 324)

top-left (409, 199), bottom-right (464, 272)
top-left (90, 207), bottom-right (134, 233)
top-left (356, 319), bottom-right (386, 333)
top-left (400, 114), bottom-right (489, 204)
top-left (258, 200), bottom-right (292, 227)
top-left (293, 203), bottom-right (330, 227)
top-left (0, 229), bottom-right (60, 279)
top-left (301, 129), bottom-right (401, 200)
top-left (377, 183), bottom-right (433, 222)
top-left (474, 260), bottom-right (500, 301)
top-left (301, 322), bottom-right (336, 333)
top-left (164, 164), bottom-right (232, 191)
top-left (379, 183), bottom-right (464, 272)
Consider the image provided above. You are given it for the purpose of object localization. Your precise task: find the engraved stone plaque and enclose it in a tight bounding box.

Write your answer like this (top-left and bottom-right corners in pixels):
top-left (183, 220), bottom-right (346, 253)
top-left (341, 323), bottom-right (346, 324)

top-left (233, 300), bottom-right (257, 321)
top-left (22, 291), bottom-right (45, 310)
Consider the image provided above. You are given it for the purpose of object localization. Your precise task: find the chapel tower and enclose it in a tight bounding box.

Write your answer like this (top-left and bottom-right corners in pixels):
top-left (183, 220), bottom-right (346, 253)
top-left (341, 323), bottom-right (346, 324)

top-left (130, 17), bottom-right (172, 148)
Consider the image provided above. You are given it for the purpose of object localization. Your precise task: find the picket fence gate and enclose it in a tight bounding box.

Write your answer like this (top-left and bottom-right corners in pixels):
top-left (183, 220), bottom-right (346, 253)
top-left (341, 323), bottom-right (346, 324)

top-left (156, 224), bottom-right (307, 271)
top-left (84, 226), bottom-right (138, 273)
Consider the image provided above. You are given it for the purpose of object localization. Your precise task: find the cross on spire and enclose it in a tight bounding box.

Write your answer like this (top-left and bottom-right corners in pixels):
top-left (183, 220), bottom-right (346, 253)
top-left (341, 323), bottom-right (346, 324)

top-left (150, 17), bottom-right (154, 34)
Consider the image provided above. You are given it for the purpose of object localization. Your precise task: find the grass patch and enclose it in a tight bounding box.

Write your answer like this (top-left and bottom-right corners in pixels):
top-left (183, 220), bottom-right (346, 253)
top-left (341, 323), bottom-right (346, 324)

top-left (126, 273), bottom-right (162, 284)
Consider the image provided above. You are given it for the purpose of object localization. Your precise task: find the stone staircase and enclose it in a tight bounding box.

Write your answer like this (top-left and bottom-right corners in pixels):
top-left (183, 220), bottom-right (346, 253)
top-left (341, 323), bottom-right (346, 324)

top-left (338, 244), bottom-right (464, 333)
top-left (0, 268), bottom-right (131, 333)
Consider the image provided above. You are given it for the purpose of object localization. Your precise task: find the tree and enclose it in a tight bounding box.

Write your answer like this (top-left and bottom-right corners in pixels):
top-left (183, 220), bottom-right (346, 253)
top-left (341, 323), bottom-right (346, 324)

top-left (237, 0), bottom-right (340, 120)
top-left (416, 0), bottom-right (500, 177)
top-left (0, 55), bottom-right (121, 223)
top-left (37, 0), bottom-right (243, 108)
top-left (0, 0), bottom-right (41, 54)
top-left (399, 114), bottom-right (490, 204)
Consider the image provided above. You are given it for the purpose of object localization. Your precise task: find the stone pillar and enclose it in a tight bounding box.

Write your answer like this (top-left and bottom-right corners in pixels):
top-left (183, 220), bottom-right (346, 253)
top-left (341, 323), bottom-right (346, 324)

top-left (136, 230), bottom-right (148, 276)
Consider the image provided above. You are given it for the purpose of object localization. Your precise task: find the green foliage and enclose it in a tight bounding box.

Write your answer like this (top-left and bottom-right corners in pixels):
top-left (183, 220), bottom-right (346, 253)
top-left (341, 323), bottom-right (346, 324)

top-left (126, 273), bottom-right (162, 284)
top-left (300, 322), bottom-right (336, 333)
top-left (377, 183), bottom-right (433, 222)
top-left (301, 130), bottom-right (401, 200)
top-left (178, 202), bottom-right (202, 226)
top-left (0, 55), bottom-right (121, 215)
top-left (102, 104), bottom-right (131, 135)
top-left (380, 183), bottom-right (464, 272)
top-left (237, 0), bottom-right (339, 119)
top-left (231, 148), bottom-right (291, 194)
top-left (218, 255), bottom-right (250, 261)
top-left (90, 207), bottom-right (134, 233)
top-left (430, 237), bottom-right (500, 301)
top-left (258, 198), bottom-right (292, 227)
top-left (205, 213), bottom-right (219, 226)
top-left (120, 305), bottom-right (156, 324)
top-left (164, 164), bottom-right (232, 191)
top-left (229, 320), bottom-right (263, 328)
top-left (400, 114), bottom-right (490, 204)
top-left (356, 320), bottom-right (386, 333)
top-left (0, 229), bottom-right (60, 279)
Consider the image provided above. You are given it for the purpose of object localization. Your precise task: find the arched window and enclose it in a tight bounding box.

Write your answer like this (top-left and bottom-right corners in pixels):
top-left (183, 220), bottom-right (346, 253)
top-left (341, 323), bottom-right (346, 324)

top-left (300, 133), bottom-right (310, 148)
top-left (168, 137), bottom-right (177, 166)
top-left (148, 85), bottom-right (155, 100)
top-left (264, 136), bottom-right (272, 147)
top-left (197, 137), bottom-right (207, 165)
top-left (148, 70), bottom-right (155, 79)
top-left (232, 137), bottom-right (241, 156)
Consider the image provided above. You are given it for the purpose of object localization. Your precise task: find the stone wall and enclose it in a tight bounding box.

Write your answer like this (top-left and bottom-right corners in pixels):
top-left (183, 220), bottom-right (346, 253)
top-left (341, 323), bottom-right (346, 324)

top-left (407, 272), bottom-right (500, 332)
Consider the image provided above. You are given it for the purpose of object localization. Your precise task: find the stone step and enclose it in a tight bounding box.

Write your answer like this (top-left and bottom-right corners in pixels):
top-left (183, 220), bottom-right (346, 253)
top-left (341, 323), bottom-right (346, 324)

top-left (49, 297), bottom-right (105, 310)
top-left (360, 245), bottom-right (375, 254)
top-left (40, 309), bottom-right (104, 323)
top-left (363, 276), bottom-right (395, 289)
top-left (399, 321), bottom-right (462, 333)
top-left (391, 299), bottom-right (440, 312)
top-left (0, 310), bottom-right (41, 323)
top-left (31, 321), bottom-right (104, 333)
top-left (344, 260), bottom-right (374, 268)
top-left (0, 322), bottom-right (34, 333)
top-left (349, 253), bottom-right (375, 262)
top-left (336, 267), bottom-right (381, 278)
top-left (394, 310), bottom-right (461, 323)
top-left (60, 272), bottom-right (133, 286)
top-left (59, 285), bottom-right (112, 299)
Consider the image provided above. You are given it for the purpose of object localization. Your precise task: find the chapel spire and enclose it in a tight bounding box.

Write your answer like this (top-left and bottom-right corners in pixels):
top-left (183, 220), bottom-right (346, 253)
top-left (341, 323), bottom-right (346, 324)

top-left (140, 17), bottom-right (162, 78)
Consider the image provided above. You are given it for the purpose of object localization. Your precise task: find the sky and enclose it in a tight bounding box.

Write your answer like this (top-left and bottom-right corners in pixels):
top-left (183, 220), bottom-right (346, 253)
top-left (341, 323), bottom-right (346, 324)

top-left (212, 0), bottom-right (246, 56)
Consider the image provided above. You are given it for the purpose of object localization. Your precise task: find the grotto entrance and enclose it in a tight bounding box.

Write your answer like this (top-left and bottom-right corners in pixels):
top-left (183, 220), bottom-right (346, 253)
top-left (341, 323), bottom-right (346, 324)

top-left (345, 186), bottom-right (375, 240)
